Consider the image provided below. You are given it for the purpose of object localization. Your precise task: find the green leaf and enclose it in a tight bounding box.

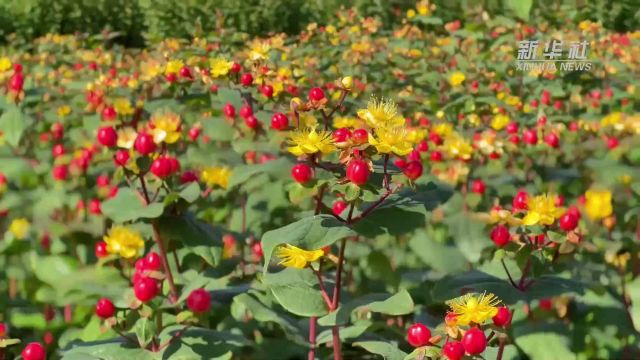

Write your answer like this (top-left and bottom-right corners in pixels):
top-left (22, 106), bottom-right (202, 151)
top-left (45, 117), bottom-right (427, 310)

top-left (178, 182), bottom-right (201, 203)
top-left (318, 290), bottom-right (414, 326)
top-left (201, 116), bottom-right (235, 141)
top-left (505, 0), bottom-right (533, 20)
top-left (408, 229), bottom-right (467, 274)
top-left (134, 318), bottom-right (156, 348)
top-left (513, 323), bottom-right (573, 360)
top-left (233, 293), bottom-right (304, 341)
top-left (353, 341), bottom-right (408, 360)
top-left (0, 105), bottom-right (31, 147)
top-left (158, 326), bottom-right (247, 360)
top-left (61, 339), bottom-right (155, 360)
top-left (444, 213), bottom-right (492, 263)
top-left (404, 346), bottom-right (441, 360)
top-left (627, 277), bottom-right (640, 332)
top-left (228, 157), bottom-right (293, 189)
top-left (157, 213), bottom-right (223, 266)
top-left (261, 215), bottom-right (355, 274)
top-left (101, 188), bottom-right (164, 223)
top-left (263, 268), bottom-right (329, 317)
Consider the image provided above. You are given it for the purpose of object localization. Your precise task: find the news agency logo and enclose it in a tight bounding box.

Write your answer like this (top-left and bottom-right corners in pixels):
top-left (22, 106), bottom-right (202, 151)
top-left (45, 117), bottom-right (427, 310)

top-left (515, 39), bottom-right (594, 71)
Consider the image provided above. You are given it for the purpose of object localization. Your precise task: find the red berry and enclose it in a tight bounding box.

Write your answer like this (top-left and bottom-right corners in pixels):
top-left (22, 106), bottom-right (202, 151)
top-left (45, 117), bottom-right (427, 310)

top-left (9, 73), bottom-right (24, 92)
top-left (539, 298), bottom-right (553, 310)
top-left (21, 342), bottom-right (46, 360)
top-left (114, 149), bottom-right (130, 167)
top-left (417, 140), bottom-right (429, 152)
top-left (403, 161), bottom-right (423, 180)
top-left (261, 85), bottom-right (274, 98)
top-left (559, 212), bottom-right (578, 231)
top-left (52, 144), bottom-right (65, 157)
top-left (102, 106), bottom-right (116, 121)
top-left (271, 112), bottom-right (289, 130)
top-left (240, 73), bottom-right (253, 86)
top-left (352, 128), bottom-right (368, 143)
top-left (308, 87), bottom-right (325, 101)
top-left (244, 115), bottom-right (259, 129)
top-left (145, 252), bottom-right (162, 271)
top-left (394, 158), bottom-right (407, 169)
top-left (429, 132), bottom-right (443, 145)
top-left (607, 137), bottom-right (619, 149)
top-left (443, 341), bottom-right (465, 360)
top-left (165, 73), bottom-right (177, 83)
top-left (471, 179), bottom-right (486, 194)
top-left (51, 122), bottom-right (64, 140)
top-left (251, 241), bottom-right (264, 259)
top-left (89, 199), bottom-right (101, 215)
top-left (223, 103), bottom-right (236, 118)
top-left (462, 327), bottom-right (487, 355)
top-left (291, 163), bottom-right (313, 184)
top-left (134, 133), bottom-right (156, 155)
top-left (406, 323), bottom-right (431, 347)
top-left (180, 171), bottom-right (198, 184)
top-left (150, 157), bottom-right (172, 178)
top-left (179, 66), bottom-right (192, 78)
top-left (188, 127), bottom-right (201, 141)
top-left (523, 129), bottom-right (538, 145)
top-left (134, 277), bottom-right (159, 302)
top-left (513, 190), bottom-right (528, 210)
top-left (97, 126), bottom-right (117, 147)
top-left (0, 322), bottom-right (7, 337)
top-left (239, 105), bottom-right (253, 119)
top-left (346, 159), bottom-right (370, 186)
top-left (492, 306), bottom-right (512, 327)
top-left (333, 128), bottom-right (352, 142)
top-left (13, 63), bottom-right (23, 73)
top-left (505, 122), bottom-right (519, 134)
top-left (541, 89), bottom-right (551, 105)
top-left (430, 151), bottom-right (443, 162)
top-left (95, 241), bottom-right (108, 258)
top-left (544, 132), bottom-right (560, 148)
top-left (490, 225), bottom-right (510, 247)
top-left (95, 298), bottom-right (116, 319)
top-left (230, 62), bottom-right (241, 73)
top-left (52, 164), bottom-right (68, 181)
top-left (332, 200), bottom-right (347, 215)
top-left (186, 288), bottom-right (212, 313)
top-left (537, 116), bottom-right (547, 126)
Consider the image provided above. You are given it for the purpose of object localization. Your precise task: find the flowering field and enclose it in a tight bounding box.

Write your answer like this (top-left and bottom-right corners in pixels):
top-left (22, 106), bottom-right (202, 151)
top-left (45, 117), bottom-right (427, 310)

top-left (0, 2), bottom-right (639, 360)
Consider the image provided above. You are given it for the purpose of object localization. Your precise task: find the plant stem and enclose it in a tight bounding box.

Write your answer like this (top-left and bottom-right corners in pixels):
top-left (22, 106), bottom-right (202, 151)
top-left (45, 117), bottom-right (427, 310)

top-left (383, 154), bottom-right (390, 190)
top-left (331, 237), bottom-right (348, 360)
top-left (518, 256), bottom-right (533, 290)
top-left (496, 337), bottom-right (506, 360)
top-left (308, 316), bottom-right (317, 360)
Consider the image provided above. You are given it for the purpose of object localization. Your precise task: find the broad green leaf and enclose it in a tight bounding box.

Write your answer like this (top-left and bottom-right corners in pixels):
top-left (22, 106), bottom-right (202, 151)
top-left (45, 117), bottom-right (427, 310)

top-left (228, 157), bottom-right (293, 189)
top-left (263, 268), bottom-right (329, 317)
top-left (261, 215), bottom-right (355, 274)
top-left (157, 214), bottom-right (223, 266)
top-left (318, 290), bottom-right (414, 326)
top-left (233, 293), bottom-right (304, 341)
top-left (0, 105), bottom-right (31, 147)
top-left (101, 188), bottom-right (164, 223)
top-left (505, 0), bottom-right (533, 20)
top-left (408, 229), bottom-right (467, 274)
top-left (353, 341), bottom-right (408, 360)
top-left (178, 182), bottom-right (201, 203)
top-left (444, 212), bottom-right (492, 263)
top-left (513, 323), bottom-right (573, 360)
top-left (134, 318), bottom-right (156, 348)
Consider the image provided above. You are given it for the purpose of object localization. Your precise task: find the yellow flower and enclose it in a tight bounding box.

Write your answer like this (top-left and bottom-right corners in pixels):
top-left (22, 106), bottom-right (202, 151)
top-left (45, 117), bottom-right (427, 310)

top-left (488, 208), bottom-right (522, 226)
top-left (449, 72), bottom-right (465, 87)
top-left (9, 218), bottom-right (30, 240)
top-left (407, 9), bottom-right (416, 18)
top-left (0, 57), bottom-right (12, 72)
top-left (357, 97), bottom-right (405, 128)
top-left (368, 126), bottom-right (413, 156)
top-left (114, 98), bottom-right (134, 116)
top-left (276, 244), bottom-right (324, 269)
top-left (443, 132), bottom-right (473, 160)
top-left (341, 76), bottom-right (353, 90)
top-left (584, 189), bottom-right (613, 220)
top-left (117, 128), bottom-right (137, 149)
top-left (433, 122), bottom-right (453, 136)
top-left (333, 116), bottom-right (358, 129)
top-left (249, 43), bottom-right (270, 61)
top-left (57, 105), bottom-right (71, 118)
top-left (446, 292), bottom-right (500, 326)
top-left (201, 166), bottom-right (232, 189)
top-left (522, 194), bottom-right (565, 226)
top-left (209, 58), bottom-right (233, 77)
top-left (104, 225), bottom-right (144, 259)
top-left (491, 114), bottom-right (510, 131)
top-left (287, 127), bottom-right (335, 156)
top-left (165, 59), bottom-right (184, 75)
top-left (150, 110), bottom-right (182, 144)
